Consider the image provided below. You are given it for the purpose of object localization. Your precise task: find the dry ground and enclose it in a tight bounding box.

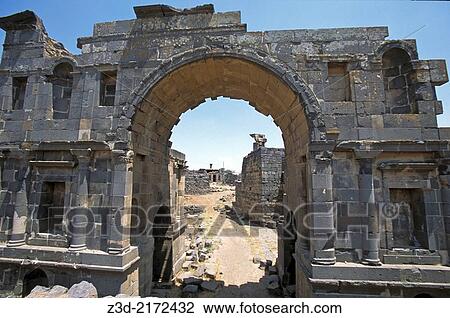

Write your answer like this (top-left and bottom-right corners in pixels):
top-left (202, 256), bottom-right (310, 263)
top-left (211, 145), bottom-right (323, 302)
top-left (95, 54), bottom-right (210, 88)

top-left (183, 184), bottom-right (278, 297)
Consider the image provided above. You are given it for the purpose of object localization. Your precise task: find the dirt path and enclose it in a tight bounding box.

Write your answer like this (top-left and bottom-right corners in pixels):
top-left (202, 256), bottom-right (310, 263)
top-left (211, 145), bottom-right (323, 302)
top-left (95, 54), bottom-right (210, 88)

top-left (184, 185), bottom-right (278, 297)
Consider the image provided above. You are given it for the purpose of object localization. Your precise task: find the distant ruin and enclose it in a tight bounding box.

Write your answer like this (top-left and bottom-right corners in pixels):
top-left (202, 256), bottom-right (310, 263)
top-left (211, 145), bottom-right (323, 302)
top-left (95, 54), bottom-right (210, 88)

top-left (234, 134), bottom-right (284, 227)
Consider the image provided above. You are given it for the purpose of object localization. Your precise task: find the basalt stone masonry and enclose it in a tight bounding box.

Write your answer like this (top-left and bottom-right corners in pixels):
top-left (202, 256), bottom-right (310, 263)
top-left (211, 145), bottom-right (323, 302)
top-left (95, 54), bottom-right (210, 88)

top-left (185, 170), bottom-right (211, 195)
top-left (234, 134), bottom-right (285, 225)
top-left (0, 4), bottom-right (449, 297)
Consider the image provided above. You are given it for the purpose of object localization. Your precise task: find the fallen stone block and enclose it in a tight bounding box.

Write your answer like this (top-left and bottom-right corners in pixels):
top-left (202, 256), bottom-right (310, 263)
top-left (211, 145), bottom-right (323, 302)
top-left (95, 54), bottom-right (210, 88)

top-left (195, 237), bottom-right (203, 246)
top-left (205, 265), bottom-right (217, 279)
top-left (182, 284), bottom-right (199, 295)
top-left (200, 280), bottom-right (219, 292)
top-left (67, 281), bottom-right (98, 298)
top-left (47, 285), bottom-right (68, 298)
top-left (185, 255), bottom-right (196, 262)
top-left (194, 265), bottom-right (205, 277)
top-left (259, 260), bottom-right (267, 269)
top-left (26, 286), bottom-right (50, 298)
top-left (199, 252), bottom-right (207, 262)
top-left (182, 261), bottom-right (193, 271)
top-left (186, 249), bottom-right (195, 256)
top-left (268, 265), bottom-right (277, 275)
top-left (266, 274), bottom-right (280, 292)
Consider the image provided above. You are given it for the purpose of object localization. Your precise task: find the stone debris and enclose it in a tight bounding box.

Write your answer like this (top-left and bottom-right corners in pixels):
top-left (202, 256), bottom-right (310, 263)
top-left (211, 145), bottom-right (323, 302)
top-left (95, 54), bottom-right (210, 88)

top-left (181, 275), bottom-right (203, 286)
top-left (268, 266), bottom-right (278, 275)
top-left (205, 265), bottom-right (218, 279)
top-left (259, 260), bottom-right (267, 269)
top-left (186, 249), bottom-right (195, 256)
top-left (67, 281), bottom-right (98, 298)
top-left (47, 285), bottom-right (69, 297)
top-left (266, 275), bottom-right (280, 289)
top-left (182, 284), bottom-right (199, 295)
top-left (184, 205), bottom-right (205, 215)
top-left (182, 261), bottom-right (193, 271)
top-left (200, 280), bottom-right (219, 292)
top-left (205, 239), bottom-right (213, 248)
top-left (198, 252), bottom-right (208, 262)
top-left (194, 265), bottom-right (205, 277)
top-left (185, 170), bottom-right (211, 195)
top-left (26, 286), bottom-right (52, 298)
top-left (27, 281), bottom-right (98, 298)
top-left (195, 237), bottom-right (203, 247)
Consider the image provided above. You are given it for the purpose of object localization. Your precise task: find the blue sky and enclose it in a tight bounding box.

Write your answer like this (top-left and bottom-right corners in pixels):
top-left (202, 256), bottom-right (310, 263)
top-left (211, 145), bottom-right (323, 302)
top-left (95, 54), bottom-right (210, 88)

top-left (1, 0), bottom-right (449, 171)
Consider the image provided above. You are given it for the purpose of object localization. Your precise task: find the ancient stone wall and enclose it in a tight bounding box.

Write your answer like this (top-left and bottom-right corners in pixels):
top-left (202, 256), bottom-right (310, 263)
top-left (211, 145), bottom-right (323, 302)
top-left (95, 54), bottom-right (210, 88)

top-left (234, 138), bottom-right (284, 225)
top-left (185, 170), bottom-right (210, 195)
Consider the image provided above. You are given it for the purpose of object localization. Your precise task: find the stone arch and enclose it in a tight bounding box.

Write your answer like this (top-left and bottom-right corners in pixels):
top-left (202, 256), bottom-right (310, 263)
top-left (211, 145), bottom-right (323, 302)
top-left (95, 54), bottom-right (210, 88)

top-left (49, 61), bottom-right (73, 119)
top-left (380, 45), bottom-right (416, 113)
top-left (22, 268), bottom-right (49, 297)
top-left (119, 46), bottom-right (327, 147)
top-left (124, 47), bottom-right (327, 292)
top-left (49, 56), bottom-right (78, 74)
top-left (376, 40), bottom-right (418, 61)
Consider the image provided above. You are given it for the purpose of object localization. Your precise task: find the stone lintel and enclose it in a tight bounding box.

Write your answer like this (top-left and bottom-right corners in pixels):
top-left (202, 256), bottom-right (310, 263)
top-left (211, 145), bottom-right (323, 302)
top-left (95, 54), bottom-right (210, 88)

top-left (29, 160), bottom-right (75, 168)
top-left (378, 161), bottom-right (438, 171)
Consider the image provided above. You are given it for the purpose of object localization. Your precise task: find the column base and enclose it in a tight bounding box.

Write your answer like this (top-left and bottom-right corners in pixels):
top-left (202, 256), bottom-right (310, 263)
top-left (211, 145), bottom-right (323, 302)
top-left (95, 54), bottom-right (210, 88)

top-left (312, 248), bottom-right (336, 265)
top-left (361, 259), bottom-right (381, 266)
top-left (68, 244), bottom-right (87, 252)
top-left (312, 257), bottom-right (336, 265)
top-left (6, 239), bottom-right (26, 247)
top-left (108, 245), bottom-right (131, 255)
top-left (362, 249), bottom-right (381, 266)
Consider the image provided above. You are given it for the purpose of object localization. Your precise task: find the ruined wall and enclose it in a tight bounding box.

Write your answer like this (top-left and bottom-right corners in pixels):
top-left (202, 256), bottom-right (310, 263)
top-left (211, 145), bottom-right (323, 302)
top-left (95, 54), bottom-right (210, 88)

top-left (185, 170), bottom-right (210, 195)
top-left (235, 145), bottom-right (285, 224)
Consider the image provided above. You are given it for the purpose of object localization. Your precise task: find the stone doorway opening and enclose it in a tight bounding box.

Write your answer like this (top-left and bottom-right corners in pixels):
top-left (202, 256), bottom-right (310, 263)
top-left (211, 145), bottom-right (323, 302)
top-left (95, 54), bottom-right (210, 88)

top-left (22, 269), bottom-right (49, 297)
top-left (163, 97), bottom-right (285, 296)
top-left (128, 55), bottom-right (320, 296)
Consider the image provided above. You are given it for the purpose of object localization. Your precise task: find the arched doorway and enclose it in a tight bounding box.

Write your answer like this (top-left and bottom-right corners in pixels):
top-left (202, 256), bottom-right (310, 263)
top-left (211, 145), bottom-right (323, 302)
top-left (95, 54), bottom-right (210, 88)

top-left (22, 269), bottom-right (49, 297)
top-left (123, 52), bottom-right (326, 295)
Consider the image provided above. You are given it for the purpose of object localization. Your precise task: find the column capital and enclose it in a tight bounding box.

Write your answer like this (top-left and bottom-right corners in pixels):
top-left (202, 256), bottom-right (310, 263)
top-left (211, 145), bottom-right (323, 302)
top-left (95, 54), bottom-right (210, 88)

top-left (70, 148), bottom-right (92, 161)
top-left (112, 149), bottom-right (134, 165)
top-left (312, 150), bottom-right (333, 163)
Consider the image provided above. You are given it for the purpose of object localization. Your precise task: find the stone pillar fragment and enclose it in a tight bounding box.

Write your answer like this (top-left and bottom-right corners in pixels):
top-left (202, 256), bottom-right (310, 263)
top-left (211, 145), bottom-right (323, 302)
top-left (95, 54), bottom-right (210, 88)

top-left (68, 149), bottom-right (91, 251)
top-left (7, 151), bottom-right (29, 247)
top-left (309, 152), bottom-right (336, 265)
top-left (108, 149), bottom-right (133, 255)
top-left (356, 151), bottom-right (381, 265)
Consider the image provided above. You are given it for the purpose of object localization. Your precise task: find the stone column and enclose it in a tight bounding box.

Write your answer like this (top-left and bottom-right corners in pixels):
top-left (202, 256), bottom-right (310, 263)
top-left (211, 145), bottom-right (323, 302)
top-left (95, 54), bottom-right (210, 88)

top-left (439, 152), bottom-right (450, 256)
top-left (68, 149), bottom-right (91, 252)
top-left (108, 150), bottom-right (133, 255)
top-left (7, 151), bottom-right (29, 247)
top-left (356, 151), bottom-right (381, 265)
top-left (309, 151), bottom-right (336, 265)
